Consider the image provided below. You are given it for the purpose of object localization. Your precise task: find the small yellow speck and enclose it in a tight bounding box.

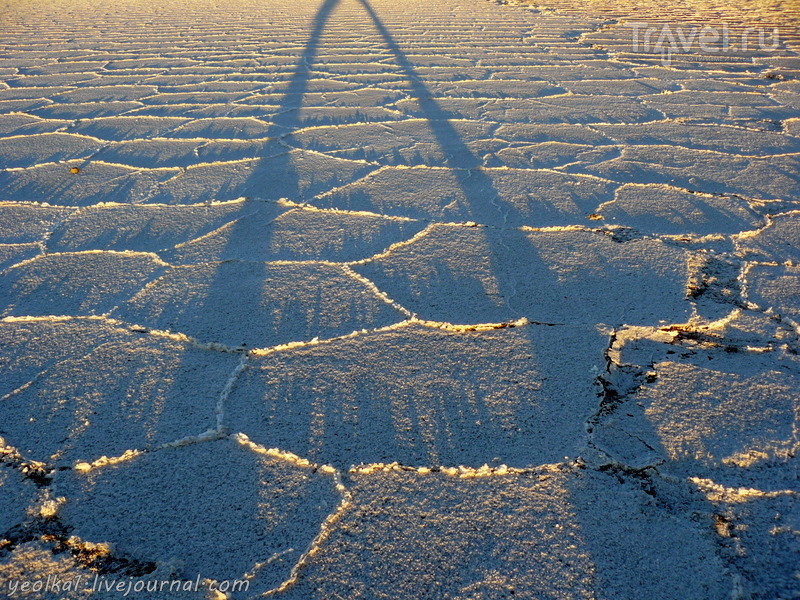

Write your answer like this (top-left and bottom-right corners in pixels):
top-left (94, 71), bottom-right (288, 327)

top-left (70, 167), bottom-right (80, 174)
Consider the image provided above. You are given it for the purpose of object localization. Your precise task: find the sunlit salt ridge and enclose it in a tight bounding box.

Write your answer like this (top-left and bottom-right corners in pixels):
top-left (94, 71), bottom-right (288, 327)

top-left (1, 0), bottom-right (799, 597)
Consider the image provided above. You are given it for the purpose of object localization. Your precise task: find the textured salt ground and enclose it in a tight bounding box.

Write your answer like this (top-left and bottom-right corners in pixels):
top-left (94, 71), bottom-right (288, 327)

top-left (353, 225), bottom-right (693, 325)
top-left (704, 490), bottom-right (800, 600)
top-left (312, 166), bottom-right (616, 226)
top-left (745, 264), bottom-right (800, 323)
top-left (142, 151), bottom-right (376, 205)
top-left (165, 207), bottom-right (428, 264)
top-left (593, 332), bottom-right (800, 481)
top-left (52, 437), bottom-right (342, 598)
top-left (0, 0), bottom-right (799, 597)
top-left (0, 319), bottom-right (240, 466)
top-left (114, 261), bottom-right (407, 348)
top-left (0, 134), bottom-right (100, 169)
top-left (226, 322), bottom-right (607, 469)
top-left (0, 243), bottom-right (41, 272)
top-left (0, 204), bottom-right (74, 243)
top-left (277, 467), bottom-right (729, 600)
top-left (0, 252), bottom-right (166, 317)
top-left (583, 146), bottom-right (800, 200)
top-left (586, 315), bottom-right (800, 600)
top-left (44, 201), bottom-right (265, 254)
top-left (595, 184), bottom-right (764, 236)
top-left (0, 466), bottom-right (37, 536)
top-left (0, 542), bottom-right (95, 600)
top-left (735, 210), bottom-right (800, 263)
top-left (0, 162), bottom-right (175, 206)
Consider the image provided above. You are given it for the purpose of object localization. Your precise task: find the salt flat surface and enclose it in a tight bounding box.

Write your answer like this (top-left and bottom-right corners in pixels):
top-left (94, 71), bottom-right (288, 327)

top-left (0, 0), bottom-right (798, 597)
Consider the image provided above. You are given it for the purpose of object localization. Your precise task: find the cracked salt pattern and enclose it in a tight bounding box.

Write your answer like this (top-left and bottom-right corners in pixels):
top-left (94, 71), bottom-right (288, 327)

top-left (0, 0), bottom-right (798, 597)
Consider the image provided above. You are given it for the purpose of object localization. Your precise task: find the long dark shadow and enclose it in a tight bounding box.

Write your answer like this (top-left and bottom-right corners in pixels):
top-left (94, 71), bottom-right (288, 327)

top-left (354, 0), bottom-right (532, 313)
top-left (270, 0), bottom-right (342, 131)
top-left (355, 0), bottom-right (482, 169)
top-left (114, 0), bottom-right (351, 357)
top-left (160, 0), bottom-right (347, 349)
